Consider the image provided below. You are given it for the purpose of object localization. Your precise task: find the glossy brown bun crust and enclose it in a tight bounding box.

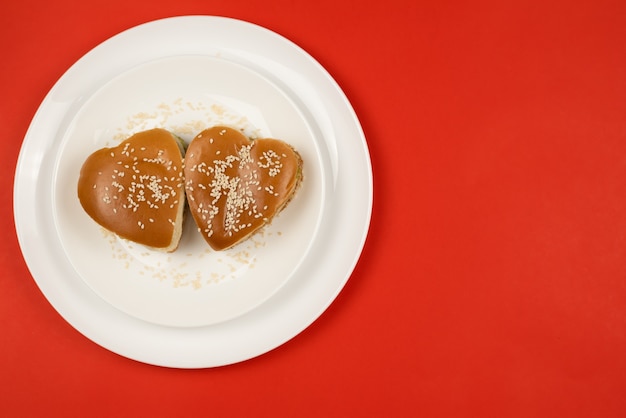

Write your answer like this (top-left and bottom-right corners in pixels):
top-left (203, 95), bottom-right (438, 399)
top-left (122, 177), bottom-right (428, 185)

top-left (77, 128), bottom-right (186, 251)
top-left (184, 126), bottom-right (302, 251)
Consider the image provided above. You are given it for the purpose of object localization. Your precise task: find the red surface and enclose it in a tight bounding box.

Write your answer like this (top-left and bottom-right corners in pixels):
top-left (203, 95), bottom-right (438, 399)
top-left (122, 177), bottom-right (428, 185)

top-left (2, 0), bottom-right (626, 416)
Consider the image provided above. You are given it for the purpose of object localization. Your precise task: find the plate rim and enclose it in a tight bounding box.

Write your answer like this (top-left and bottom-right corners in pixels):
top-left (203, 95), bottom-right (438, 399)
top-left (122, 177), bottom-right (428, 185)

top-left (13, 15), bottom-right (373, 368)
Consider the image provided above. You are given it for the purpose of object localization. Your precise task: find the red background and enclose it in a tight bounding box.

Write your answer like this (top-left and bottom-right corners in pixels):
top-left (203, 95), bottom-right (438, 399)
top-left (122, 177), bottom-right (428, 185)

top-left (2, 0), bottom-right (626, 416)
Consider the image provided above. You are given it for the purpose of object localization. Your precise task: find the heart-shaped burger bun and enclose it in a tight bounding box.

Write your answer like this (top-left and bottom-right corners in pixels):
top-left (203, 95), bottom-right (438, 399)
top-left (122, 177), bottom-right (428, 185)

top-left (184, 126), bottom-right (303, 251)
top-left (77, 128), bottom-right (186, 252)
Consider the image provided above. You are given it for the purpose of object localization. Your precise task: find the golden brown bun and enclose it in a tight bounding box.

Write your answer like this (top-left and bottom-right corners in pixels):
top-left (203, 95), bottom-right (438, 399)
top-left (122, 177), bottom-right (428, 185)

top-left (77, 128), bottom-right (186, 252)
top-left (184, 126), bottom-right (303, 251)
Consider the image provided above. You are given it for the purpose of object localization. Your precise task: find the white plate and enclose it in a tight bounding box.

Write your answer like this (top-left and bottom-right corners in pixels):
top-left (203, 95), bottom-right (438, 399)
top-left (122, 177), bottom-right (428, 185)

top-left (14, 16), bottom-right (372, 367)
top-left (55, 55), bottom-right (324, 327)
